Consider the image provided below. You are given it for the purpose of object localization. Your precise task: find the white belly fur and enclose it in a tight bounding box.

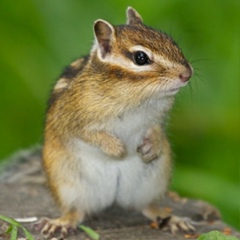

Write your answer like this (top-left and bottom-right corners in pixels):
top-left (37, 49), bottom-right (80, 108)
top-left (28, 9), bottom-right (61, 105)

top-left (65, 142), bottom-right (169, 215)
top-left (59, 98), bottom-right (172, 215)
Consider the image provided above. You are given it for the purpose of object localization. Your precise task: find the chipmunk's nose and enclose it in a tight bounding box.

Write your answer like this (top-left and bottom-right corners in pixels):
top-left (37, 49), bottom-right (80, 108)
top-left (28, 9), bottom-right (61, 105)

top-left (179, 64), bottom-right (193, 82)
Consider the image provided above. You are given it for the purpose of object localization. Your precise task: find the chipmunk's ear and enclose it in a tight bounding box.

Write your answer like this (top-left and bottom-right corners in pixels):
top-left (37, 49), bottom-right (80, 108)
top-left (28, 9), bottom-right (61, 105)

top-left (94, 20), bottom-right (115, 58)
top-left (126, 7), bottom-right (143, 25)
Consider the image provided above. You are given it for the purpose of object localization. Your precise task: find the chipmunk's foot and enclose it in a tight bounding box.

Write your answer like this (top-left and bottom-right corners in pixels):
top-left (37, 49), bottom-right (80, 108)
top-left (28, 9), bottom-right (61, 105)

top-left (34, 217), bottom-right (77, 239)
top-left (157, 215), bottom-right (195, 234)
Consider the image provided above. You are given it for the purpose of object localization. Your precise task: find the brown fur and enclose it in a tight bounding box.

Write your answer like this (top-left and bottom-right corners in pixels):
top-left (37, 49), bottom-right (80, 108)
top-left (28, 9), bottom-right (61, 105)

top-left (37, 7), bottom-right (194, 238)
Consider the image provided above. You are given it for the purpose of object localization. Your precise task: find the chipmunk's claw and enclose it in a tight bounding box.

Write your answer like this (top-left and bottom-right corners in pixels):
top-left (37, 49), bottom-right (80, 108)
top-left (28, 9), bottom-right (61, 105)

top-left (157, 215), bottom-right (195, 234)
top-left (34, 218), bottom-right (76, 239)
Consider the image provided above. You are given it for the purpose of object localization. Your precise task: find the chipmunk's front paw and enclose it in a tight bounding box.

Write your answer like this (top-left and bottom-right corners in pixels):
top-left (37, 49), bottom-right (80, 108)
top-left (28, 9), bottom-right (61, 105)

top-left (102, 136), bottom-right (126, 158)
top-left (34, 218), bottom-right (76, 239)
top-left (157, 215), bottom-right (195, 234)
top-left (137, 137), bottom-right (159, 163)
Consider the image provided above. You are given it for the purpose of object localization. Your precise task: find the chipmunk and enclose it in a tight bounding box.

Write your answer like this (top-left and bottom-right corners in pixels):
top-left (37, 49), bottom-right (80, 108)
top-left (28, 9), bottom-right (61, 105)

top-left (35, 7), bottom-right (194, 238)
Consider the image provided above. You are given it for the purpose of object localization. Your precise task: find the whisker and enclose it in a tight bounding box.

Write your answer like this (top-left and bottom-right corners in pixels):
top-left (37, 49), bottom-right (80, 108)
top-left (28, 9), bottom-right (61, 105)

top-left (193, 69), bottom-right (205, 84)
top-left (143, 80), bottom-right (162, 122)
top-left (188, 82), bottom-right (194, 101)
top-left (191, 58), bottom-right (213, 64)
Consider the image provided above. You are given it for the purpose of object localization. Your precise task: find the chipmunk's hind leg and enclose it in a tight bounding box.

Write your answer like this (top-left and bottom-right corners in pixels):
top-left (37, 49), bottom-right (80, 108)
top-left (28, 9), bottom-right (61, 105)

top-left (36, 139), bottom-right (85, 238)
top-left (34, 209), bottom-right (84, 238)
top-left (142, 203), bottom-right (195, 234)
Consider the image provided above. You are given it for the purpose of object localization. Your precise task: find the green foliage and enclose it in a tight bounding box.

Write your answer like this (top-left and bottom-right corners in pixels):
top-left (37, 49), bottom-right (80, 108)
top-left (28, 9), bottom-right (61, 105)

top-left (0, 215), bottom-right (34, 240)
top-left (198, 231), bottom-right (239, 240)
top-left (0, 0), bottom-right (239, 229)
top-left (0, 215), bottom-right (99, 239)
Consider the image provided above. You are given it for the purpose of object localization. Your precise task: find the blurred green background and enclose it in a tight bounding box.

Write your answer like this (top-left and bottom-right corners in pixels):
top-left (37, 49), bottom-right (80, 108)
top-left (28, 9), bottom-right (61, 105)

top-left (0, 0), bottom-right (239, 229)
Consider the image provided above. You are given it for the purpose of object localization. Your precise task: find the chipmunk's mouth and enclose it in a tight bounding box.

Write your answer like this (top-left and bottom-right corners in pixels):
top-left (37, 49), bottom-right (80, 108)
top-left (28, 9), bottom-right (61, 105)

top-left (165, 88), bottom-right (180, 96)
top-left (163, 81), bottom-right (188, 96)
top-left (169, 87), bottom-right (180, 92)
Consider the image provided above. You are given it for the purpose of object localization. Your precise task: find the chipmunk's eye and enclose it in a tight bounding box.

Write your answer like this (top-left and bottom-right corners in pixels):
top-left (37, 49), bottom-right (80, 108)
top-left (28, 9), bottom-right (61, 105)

top-left (133, 51), bottom-right (151, 66)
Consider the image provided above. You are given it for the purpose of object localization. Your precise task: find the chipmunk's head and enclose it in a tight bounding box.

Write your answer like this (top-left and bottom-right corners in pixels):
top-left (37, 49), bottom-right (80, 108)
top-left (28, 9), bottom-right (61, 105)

top-left (91, 7), bottom-right (193, 98)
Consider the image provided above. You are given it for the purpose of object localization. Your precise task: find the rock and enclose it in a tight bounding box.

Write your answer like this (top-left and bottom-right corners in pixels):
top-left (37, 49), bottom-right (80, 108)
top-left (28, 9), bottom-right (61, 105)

top-left (0, 148), bottom-right (239, 240)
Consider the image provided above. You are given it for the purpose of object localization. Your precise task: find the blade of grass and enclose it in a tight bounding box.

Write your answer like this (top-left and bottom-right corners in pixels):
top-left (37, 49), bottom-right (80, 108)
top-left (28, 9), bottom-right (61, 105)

top-left (79, 224), bottom-right (100, 240)
top-left (0, 215), bottom-right (21, 227)
top-left (0, 215), bottom-right (34, 240)
top-left (22, 226), bottom-right (35, 240)
top-left (10, 225), bottom-right (18, 240)
top-left (6, 225), bottom-right (13, 234)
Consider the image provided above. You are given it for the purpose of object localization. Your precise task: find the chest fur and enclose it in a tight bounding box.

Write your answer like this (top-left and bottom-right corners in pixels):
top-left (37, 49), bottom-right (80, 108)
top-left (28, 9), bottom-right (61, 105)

top-left (107, 97), bottom-right (173, 152)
